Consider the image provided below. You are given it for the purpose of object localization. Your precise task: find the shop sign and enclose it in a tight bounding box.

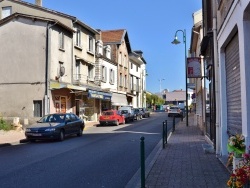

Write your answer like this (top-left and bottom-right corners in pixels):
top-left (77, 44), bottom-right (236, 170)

top-left (187, 57), bottom-right (202, 78)
top-left (88, 90), bottom-right (112, 100)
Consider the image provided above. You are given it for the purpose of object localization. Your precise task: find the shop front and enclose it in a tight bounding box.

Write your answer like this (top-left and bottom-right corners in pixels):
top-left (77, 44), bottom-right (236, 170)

top-left (111, 92), bottom-right (128, 109)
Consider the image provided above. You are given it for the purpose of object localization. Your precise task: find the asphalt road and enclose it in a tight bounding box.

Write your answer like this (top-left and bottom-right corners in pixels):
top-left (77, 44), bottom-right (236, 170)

top-left (0, 112), bottom-right (180, 188)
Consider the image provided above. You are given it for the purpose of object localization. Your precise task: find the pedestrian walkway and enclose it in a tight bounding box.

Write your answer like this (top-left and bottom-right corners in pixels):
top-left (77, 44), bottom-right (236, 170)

top-left (144, 113), bottom-right (230, 188)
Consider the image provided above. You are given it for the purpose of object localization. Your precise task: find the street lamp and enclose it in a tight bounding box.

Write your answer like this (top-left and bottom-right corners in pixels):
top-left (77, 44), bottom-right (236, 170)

top-left (171, 29), bottom-right (188, 126)
top-left (158, 78), bottom-right (165, 93)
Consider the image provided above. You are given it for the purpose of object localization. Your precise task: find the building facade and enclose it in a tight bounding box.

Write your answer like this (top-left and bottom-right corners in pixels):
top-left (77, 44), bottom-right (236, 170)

top-left (0, 0), bottom-right (148, 124)
top-left (201, 0), bottom-right (250, 158)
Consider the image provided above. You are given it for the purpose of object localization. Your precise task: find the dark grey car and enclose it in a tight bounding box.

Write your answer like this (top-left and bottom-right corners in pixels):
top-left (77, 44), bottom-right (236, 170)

top-left (25, 113), bottom-right (85, 142)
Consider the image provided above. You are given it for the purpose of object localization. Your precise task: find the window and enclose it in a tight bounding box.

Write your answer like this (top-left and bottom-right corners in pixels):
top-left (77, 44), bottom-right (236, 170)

top-left (75, 61), bottom-right (80, 80)
top-left (75, 29), bottom-right (81, 47)
top-left (88, 65), bottom-right (94, 80)
top-left (136, 65), bottom-right (139, 72)
top-left (119, 52), bottom-right (122, 65)
top-left (124, 75), bottom-right (127, 88)
top-left (131, 62), bottom-right (133, 69)
top-left (2, 7), bottom-right (11, 19)
top-left (70, 114), bottom-right (77, 121)
top-left (119, 73), bottom-right (123, 87)
top-left (124, 55), bottom-right (127, 67)
top-left (105, 45), bottom-right (111, 59)
top-left (109, 68), bottom-right (115, 84)
top-left (130, 75), bottom-right (133, 90)
top-left (102, 66), bottom-right (107, 82)
top-left (33, 100), bottom-right (42, 117)
top-left (59, 31), bottom-right (64, 49)
top-left (58, 62), bottom-right (65, 77)
top-left (88, 36), bottom-right (94, 52)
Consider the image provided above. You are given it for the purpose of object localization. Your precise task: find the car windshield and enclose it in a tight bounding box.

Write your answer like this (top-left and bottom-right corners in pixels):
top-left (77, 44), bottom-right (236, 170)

top-left (38, 114), bottom-right (65, 123)
top-left (103, 111), bottom-right (114, 116)
top-left (121, 110), bottom-right (128, 114)
top-left (170, 107), bottom-right (179, 109)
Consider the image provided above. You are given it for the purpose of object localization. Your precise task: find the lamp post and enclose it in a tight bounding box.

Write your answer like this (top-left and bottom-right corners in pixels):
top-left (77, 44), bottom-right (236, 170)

top-left (158, 78), bottom-right (165, 93)
top-left (171, 29), bottom-right (188, 126)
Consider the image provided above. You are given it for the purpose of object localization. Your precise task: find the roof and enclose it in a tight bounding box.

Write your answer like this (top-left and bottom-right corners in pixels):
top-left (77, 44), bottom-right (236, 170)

top-left (164, 90), bottom-right (186, 101)
top-left (1, 0), bottom-right (99, 34)
top-left (1, 13), bottom-right (62, 29)
top-left (2, 0), bottom-right (75, 19)
top-left (101, 29), bottom-right (132, 53)
top-left (0, 12), bottom-right (75, 32)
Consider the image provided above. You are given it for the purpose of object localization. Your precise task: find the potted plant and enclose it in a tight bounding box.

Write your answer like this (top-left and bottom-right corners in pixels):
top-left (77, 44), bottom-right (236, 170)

top-left (227, 134), bottom-right (246, 158)
top-left (227, 153), bottom-right (250, 188)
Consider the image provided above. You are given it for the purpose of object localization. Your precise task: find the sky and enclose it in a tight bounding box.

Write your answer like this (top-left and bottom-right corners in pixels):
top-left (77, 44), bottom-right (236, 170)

top-left (24, 0), bottom-right (202, 94)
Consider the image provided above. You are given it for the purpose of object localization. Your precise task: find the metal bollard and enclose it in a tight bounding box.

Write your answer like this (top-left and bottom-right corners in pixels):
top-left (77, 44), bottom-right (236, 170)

top-left (162, 121), bottom-right (166, 149)
top-left (140, 136), bottom-right (145, 188)
top-left (173, 116), bottom-right (176, 132)
top-left (165, 120), bottom-right (168, 145)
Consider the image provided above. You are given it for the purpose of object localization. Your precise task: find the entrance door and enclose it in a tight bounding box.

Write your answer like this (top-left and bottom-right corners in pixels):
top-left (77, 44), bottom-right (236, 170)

top-left (76, 100), bottom-right (80, 116)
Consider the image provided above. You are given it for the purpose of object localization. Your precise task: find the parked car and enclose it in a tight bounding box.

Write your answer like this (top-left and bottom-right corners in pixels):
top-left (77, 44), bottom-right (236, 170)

top-left (99, 110), bottom-right (125, 126)
top-left (25, 113), bottom-right (85, 142)
top-left (133, 108), bottom-right (143, 120)
top-left (167, 106), bottom-right (183, 117)
top-left (119, 106), bottom-right (134, 123)
top-left (139, 108), bottom-right (150, 118)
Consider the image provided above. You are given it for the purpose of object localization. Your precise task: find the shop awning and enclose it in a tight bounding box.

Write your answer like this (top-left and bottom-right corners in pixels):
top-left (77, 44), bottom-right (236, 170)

top-left (111, 93), bottom-right (128, 106)
top-left (50, 82), bottom-right (87, 91)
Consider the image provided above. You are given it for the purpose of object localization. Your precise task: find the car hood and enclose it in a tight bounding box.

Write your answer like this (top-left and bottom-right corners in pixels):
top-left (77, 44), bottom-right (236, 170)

top-left (27, 122), bottom-right (61, 128)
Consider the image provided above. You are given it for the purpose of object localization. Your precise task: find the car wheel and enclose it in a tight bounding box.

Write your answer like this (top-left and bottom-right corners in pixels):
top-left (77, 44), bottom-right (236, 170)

top-left (77, 127), bottom-right (83, 137)
top-left (115, 120), bottom-right (119, 126)
top-left (59, 130), bottom-right (65, 141)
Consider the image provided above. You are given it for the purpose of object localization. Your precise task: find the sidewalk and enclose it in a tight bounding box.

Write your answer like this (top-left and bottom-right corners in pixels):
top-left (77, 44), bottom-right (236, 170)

top-left (0, 121), bottom-right (98, 147)
top-left (144, 113), bottom-right (230, 188)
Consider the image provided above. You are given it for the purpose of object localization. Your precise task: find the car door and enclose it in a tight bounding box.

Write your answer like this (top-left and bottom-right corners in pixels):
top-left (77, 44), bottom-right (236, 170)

top-left (64, 114), bottom-right (74, 135)
top-left (70, 114), bottom-right (80, 133)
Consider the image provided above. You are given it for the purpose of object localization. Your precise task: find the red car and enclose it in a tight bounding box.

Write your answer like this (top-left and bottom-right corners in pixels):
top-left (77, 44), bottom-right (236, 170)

top-left (99, 110), bottom-right (125, 126)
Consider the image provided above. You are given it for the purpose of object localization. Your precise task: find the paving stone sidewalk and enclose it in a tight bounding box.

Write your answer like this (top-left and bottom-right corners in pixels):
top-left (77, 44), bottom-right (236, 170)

top-left (144, 114), bottom-right (230, 188)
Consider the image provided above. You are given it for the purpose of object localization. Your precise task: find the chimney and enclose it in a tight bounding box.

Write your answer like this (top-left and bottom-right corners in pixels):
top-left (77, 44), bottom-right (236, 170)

top-left (35, 0), bottom-right (42, 6)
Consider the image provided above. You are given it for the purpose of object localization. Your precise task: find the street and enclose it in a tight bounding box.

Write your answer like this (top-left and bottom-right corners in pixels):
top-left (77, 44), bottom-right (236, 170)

top-left (0, 112), bottom-right (180, 188)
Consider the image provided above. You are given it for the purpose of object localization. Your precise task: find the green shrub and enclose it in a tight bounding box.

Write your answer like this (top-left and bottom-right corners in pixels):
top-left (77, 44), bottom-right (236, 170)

top-left (0, 117), bottom-right (13, 131)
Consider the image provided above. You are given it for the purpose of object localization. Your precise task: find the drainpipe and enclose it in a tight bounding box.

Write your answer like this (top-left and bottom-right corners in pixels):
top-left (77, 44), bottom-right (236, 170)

top-left (45, 21), bottom-right (58, 115)
top-left (212, 0), bottom-right (220, 157)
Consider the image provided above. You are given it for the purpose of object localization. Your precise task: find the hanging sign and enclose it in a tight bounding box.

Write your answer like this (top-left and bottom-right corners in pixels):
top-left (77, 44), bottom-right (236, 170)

top-left (187, 57), bottom-right (202, 78)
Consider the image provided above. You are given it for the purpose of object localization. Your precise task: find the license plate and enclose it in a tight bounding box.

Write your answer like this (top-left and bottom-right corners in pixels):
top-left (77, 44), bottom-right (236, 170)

top-left (103, 117), bottom-right (110, 119)
top-left (31, 133), bottom-right (42, 136)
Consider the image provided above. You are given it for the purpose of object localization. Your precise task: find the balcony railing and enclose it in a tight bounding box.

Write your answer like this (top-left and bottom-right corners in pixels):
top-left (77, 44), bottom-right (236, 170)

top-left (131, 84), bottom-right (140, 92)
top-left (73, 74), bottom-right (89, 85)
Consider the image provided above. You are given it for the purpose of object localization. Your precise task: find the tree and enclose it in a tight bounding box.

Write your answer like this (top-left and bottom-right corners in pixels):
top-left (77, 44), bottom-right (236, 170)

top-left (146, 93), bottom-right (165, 107)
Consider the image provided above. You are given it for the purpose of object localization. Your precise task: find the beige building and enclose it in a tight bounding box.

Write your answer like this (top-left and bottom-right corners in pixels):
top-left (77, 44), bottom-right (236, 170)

top-left (0, 0), bottom-right (107, 123)
top-left (101, 29), bottom-right (132, 109)
top-left (0, 0), bottom-right (148, 124)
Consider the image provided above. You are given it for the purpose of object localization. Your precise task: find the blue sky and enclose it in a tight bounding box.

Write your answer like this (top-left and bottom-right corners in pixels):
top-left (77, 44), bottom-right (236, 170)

top-left (25, 0), bottom-right (202, 93)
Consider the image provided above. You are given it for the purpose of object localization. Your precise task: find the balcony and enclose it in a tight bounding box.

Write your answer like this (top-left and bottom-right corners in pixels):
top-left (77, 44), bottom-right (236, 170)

top-left (131, 84), bottom-right (140, 92)
top-left (73, 74), bottom-right (89, 85)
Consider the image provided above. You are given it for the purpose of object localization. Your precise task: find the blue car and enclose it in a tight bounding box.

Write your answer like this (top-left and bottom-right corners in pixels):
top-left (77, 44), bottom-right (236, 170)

top-left (25, 113), bottom-right (85, 142)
